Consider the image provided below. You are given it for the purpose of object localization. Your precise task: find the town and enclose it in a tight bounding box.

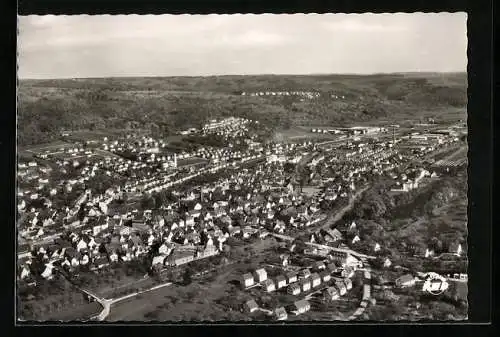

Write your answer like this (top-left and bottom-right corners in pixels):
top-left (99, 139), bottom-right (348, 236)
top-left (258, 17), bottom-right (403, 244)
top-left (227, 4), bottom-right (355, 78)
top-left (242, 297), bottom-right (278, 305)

top-left (17, 115), bottom-right (468, 321)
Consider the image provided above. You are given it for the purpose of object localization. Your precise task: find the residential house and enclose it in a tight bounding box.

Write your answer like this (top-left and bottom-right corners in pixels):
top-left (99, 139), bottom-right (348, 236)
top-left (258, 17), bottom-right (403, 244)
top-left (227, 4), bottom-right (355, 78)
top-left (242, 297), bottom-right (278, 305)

top-left (299, 268), bottom-right (311, 280)
top-left (287, 283), bottom-right (301, 295)
top-left (244, 299), bottom-right (259, 313)
top-left (274, 275), bottom-right (287, 289)
top-left (344, 254), bottom-right (362, 268)
top-left (262, 279), bottom-right (276, 292)
top-left (19, 265), bottom-right (31, 280)
top-left (274, 306), bottom-right (288, 321)
top-left (108, 251), bottom-right (119, 263)
top-left (324, 228), bottom-right (343, 242)
top-left (313, 261), bottom-right (326, 272)
top-left (324, 286), bottom-right (339, 301)
top-left (319, 270), bottom-right (331, 283)
top-left (300, 279), bottom-right (311, 292)
top-left (327, 262), bottom-right (340, 274)
top-left (41, 263), bottom-right (54, 279)
top-left (395, 274), bottom-right (416, 288)
top-left (424, 248), bottom-right (435, 258)
top-left (310, 273), bottom-right (322, 288)
top-left (341, 266), bottom-right (355, 278)
top-left (152, 255), bottom-right (166, 267)
top-left (449, 242), bottom-right (463, 256)
top-left (293, 300), bottom-right (311, 315)
top-left (254, 268), bottom-right (268, 283)
top-left (286, 271), bottom-right (298, 284)
top-left (158, 242), bottom-right (174, 256)
top-left (80, 253), bottom-right (90, 266)
top-left (335, 280), bottom-right (347, 296)
top-left (343, 277), bottom-right (353, 290)
top-left (241, 273), bottom-right (255, 288)
top-left (329, 251), bottom-right (349, 265)
top-left (94, 256), bottom-right (110, 269)
top-left (76, 238), bottom-right (88, 252)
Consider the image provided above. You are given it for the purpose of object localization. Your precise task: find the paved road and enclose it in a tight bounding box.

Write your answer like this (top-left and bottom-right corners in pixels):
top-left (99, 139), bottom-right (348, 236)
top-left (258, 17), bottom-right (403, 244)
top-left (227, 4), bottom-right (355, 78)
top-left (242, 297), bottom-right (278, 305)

top-left (347, 268), bottom-right (372, 320)
top-left (83, 281), bottom-right (174, 321)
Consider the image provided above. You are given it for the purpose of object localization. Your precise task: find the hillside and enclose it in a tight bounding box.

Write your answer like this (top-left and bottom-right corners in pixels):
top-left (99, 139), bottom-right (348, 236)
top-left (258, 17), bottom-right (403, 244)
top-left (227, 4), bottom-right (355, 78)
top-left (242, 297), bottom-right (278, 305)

top-left (17, 73), bottom-right (467, 146)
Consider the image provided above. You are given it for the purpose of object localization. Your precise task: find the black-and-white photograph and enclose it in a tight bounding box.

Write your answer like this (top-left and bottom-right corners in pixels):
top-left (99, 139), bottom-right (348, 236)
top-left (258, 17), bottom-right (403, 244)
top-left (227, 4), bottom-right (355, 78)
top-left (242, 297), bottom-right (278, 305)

top-left (17, 13), bottom-right (468, 322)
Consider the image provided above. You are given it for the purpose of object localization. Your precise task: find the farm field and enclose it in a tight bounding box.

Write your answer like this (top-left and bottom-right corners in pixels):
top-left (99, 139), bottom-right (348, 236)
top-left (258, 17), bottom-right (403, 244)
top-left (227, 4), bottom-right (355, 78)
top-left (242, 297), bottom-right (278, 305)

top-left (104, 238), bottom-right (283, 321)
top-left (21, 140), bottom-right (73, 154)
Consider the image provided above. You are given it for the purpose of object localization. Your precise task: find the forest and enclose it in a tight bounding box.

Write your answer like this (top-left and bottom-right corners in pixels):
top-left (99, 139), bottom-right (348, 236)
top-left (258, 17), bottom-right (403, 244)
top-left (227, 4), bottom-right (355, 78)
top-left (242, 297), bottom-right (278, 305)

top-left (17, 73), bottom-right (467, 147)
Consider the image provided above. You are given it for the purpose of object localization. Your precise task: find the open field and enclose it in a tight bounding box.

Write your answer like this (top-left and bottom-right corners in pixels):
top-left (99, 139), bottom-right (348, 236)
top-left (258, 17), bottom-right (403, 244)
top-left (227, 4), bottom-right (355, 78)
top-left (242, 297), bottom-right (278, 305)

top-left (45, 301), bottom-right (102, 322)
top-left (103, 238), bottom-right (280, 321)
top-left (273, 126), bottom-right (339, 143)
top-left (21, 140), bottom-right (73, 153)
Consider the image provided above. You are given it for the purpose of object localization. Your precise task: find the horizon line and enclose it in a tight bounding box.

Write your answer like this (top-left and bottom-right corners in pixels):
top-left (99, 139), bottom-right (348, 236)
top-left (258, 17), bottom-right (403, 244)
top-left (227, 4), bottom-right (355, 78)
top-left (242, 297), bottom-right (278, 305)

top-left (18, 71), bottom-right (467, 81)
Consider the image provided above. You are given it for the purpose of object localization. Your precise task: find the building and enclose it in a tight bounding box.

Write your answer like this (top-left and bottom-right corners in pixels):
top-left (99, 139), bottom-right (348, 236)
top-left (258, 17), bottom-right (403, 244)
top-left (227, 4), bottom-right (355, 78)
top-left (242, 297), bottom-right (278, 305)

top-left (274, 306), bottom-right (288, 321)
top-left (313, 261), bottom-right (326, 272)
top-left (287, 283), bottom-right (301, 295)
top-left (395, 274), bottom-right (416, 288)
top-left (326, 262), bottom-right (340, 273)
top-left (324, 286), bottom-right (339, 301)
top-left (343, 277), bottom-right (353, 290)
top-left (299, 268), bottom-right (311, 280)
top-left (275, 275), bottom-right (287, 289)
top-left (262, 279), bottom-right (276, 292)
top-left (324, 228), bottom-right (343, 242)
top-left (310, 273), bottom-right (322, 288)
top-left (286, 271), bottom-right (298, 284)
top-left (168, 252), bottom-right (194, 266)
top-left (293, 300), bottom-right (311, 315)
top-left (241, 273), bottom-right (255, 288)
top-left (244, 299), bottom-right (259, 313)
top-left (254, 268), bottom-right (268, 283)
top-left (329, 251), bottom-right (349, 264)
top-left (319, 270), bottom-right (331, 283)
top-left (449, 242), bottom-right (463, 256)
top-left (341, 266), bottom-right (355, 278)
top-left (300, 279), bottom-right (311, 292)
top-left (335, 280), bottom-right (347, 296)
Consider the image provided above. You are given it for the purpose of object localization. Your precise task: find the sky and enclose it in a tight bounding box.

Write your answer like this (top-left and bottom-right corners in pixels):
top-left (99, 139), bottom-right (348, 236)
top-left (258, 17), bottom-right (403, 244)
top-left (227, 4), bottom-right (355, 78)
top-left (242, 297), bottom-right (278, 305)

top-left (18, 13), bottom-right (467, 79)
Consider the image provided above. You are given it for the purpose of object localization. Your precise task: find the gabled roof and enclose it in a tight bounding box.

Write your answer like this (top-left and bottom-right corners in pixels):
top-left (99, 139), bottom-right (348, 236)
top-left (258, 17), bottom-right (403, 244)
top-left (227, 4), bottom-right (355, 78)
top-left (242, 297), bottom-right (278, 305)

top-left (245, 299), bottom-right (258, 309)
top-left (396, 274), bottom-right (415, 283)
top-left (275, 275), bottom-right (286, 282)
top-left (325, 286), bottom-right (338, 295)
top-left (242, 272), bottom-right (253, 279)
top-left (310, 272), bottom-right (321, 280)
top-left (294, 299), bottom-right (310, 309)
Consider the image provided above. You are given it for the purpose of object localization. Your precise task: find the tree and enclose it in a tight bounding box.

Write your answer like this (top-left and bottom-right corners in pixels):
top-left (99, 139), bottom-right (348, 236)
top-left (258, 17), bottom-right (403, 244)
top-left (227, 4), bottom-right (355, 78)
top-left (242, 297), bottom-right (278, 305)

top-left (182, 267), bottom-right (193, 286)
top-left (140, 195), bottom-right (156, 210)
top-left (283, 163), bottom-right (295, 174)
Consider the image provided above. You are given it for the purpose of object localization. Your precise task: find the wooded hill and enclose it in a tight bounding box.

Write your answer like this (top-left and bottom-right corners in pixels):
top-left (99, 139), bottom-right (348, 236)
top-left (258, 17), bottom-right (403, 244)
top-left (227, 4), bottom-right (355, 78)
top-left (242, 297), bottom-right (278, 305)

top-left (18, 73), bottom-right (467, 146)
